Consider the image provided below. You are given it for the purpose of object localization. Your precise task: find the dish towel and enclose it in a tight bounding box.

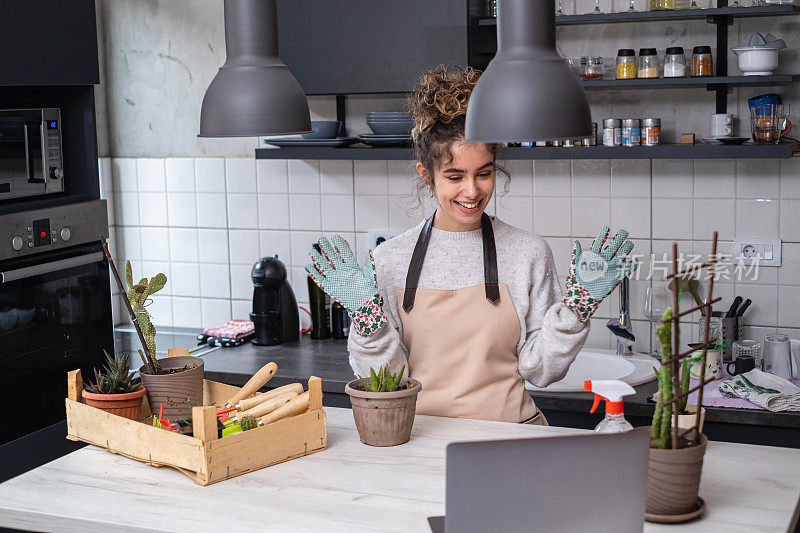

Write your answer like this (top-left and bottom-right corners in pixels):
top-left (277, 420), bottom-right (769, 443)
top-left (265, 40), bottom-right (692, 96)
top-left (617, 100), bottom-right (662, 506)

top-left (718, 369), bottom-right (800, 412)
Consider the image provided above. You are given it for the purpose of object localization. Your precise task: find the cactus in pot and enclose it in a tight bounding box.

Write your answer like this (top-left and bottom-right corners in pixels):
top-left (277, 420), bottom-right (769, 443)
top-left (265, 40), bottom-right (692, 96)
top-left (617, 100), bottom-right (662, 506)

top-left (81, 351), bottom-right (147, 420)
top-left (125, 260), bottom-right (166, 371)
top-left (359, 365), bottom-right (406, 392)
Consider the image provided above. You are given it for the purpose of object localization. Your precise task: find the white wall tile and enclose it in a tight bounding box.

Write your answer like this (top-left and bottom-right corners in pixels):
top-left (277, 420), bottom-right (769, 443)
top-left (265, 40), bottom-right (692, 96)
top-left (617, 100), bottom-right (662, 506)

top-left (172, 297), bottom-right (202, 328)
top-left (115, 192), bottom-right (140, 226)
top-left (694, 159), bottom-right (735, 198)
top-left (225, 158), bottom-right (256, 194)
top-left (503, 160), bottom-right (533, 196)
top-left (288, 160), bottom-right (320, 193)
top-left (198, 229), bottom-right (229, 264)
top-left (200, 264), bottom-right (231, 298)
top-left (495, 195), bottom-right (533, 231)
top-left (355, 232), bottom-right (372, 262)
top-left (694, 199), bottom-right (734, 240)
top-left (117, 227), bottom-right (141, 261)
top-left (99, 158), bottom-right (113, 195)
top-left (201, 298), bottom-right (232, 326)
top-left (388, 196), bottom-right (425, 232)
top-left (320, 160), bottom-right (354, 195)
top-left (290, 267), bottom-right (310, 302)
top-left (166, 192), bottom-right (197, 227)
top-left (257, 159), bottom-right (289, 193)
top-left (196, 193), bottom-right (228, 228)
top-left (533, 160), bottom-right (571, 196)
top-left (170, 263), bottom-right (200, 297)
top-left (260, 230), bottom-right (291, 264)
top-left (289, 195), bottom-right (321, 230)
top-left (169, 228), bottom-right (198, 263)
top-left (779, 158), bottom-right (800, 199)
top-left (138, 192), bottom-right (168, 226)
top-left (227, 194), bottom-right (259, 228)
top-left (112, 158), bottom-right (138, 192)
top-left (780, 200), bottom-right (800, 242)
top-left (610, 197), bottom-right (650, 239)
top-left (779, 244), bottom-right (800, 286)
top-left (533, 197), bottom-right (571, 237)
top-left (571, 160), bottom-right (611, 197)
top-left (258, 194), bottom-right (290, 230)
top-left (736, 159), bottom-right (779, 198)
top-left (321, 195), bottom-right (355, 232)
top-left (610, 159), bottom-right (650, 197)
top-left (230, 264), bottom-right (253, 300)
top-left (626, 239), bottom-right (651, 283)
top-left (354, 160), bottom-right (389, 195)
top-left (290, 231), bottom-right (320, 267)
top-left (571, 197), bottom-right (611, 238)
top-left (229, 230), bottom-right (261, 265)
top-left (136, 158), bottom-right (165, 192)
top-left (585, 317), bottom-right (612, 350)
top-left (195, 158), bottom-right (226, 192)
top-left (736, 198), bottom-right (779, 238)
top-left (232, 300), bottom-right (252, 321)
top-left (778, 285), bottom-right (800, 328)
top-left (140, 227), bottom-right (170, 261)
top-left (652, 198), bottom-right (693, 240)
top-left (104, 192), bottom-right (116, 227)
top-left (165, 158), bottom-right (195, 192)
top-left (355, 195), bottom-right (390, 231)
top-left (148, 294), bottom-right (173, 327)
top-left (734, 283), bottom-right (778, 326)
top-left (387, 160), bottom-right (416, 195)
top-left (652, 159), bottom-right (692, 198)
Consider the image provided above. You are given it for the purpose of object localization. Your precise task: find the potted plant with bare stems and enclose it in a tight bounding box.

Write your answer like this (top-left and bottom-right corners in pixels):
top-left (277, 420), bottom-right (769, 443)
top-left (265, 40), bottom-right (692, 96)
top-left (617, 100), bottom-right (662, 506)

top-left (345, 364), bottom-right (421, 447)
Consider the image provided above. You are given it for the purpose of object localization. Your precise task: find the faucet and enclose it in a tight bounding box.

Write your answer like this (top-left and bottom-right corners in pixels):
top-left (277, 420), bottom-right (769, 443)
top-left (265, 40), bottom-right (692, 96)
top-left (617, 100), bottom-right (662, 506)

top-left (606, 277), bottom-right (634, 356)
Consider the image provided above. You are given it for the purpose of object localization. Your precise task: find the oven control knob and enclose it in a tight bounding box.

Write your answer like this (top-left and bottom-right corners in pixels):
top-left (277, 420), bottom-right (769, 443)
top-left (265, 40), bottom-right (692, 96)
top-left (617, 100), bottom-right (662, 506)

top-left (49, 167), bottom-right (64, 180)
top-left (60, 227), bottom-right (71, 242)
top-left (12, 236), bottom-right (23, 251)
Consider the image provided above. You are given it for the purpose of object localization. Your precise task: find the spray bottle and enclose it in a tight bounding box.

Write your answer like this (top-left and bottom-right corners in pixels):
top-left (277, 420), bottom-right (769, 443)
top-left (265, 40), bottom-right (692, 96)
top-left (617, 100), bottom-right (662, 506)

top-left (584, 379), bottom-right (635, 433)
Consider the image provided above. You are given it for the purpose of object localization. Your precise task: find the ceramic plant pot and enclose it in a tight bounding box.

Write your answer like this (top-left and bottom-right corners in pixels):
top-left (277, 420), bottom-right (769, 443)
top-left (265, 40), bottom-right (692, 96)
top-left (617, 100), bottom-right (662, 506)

top-left (345, 378), bottom-right (422, 447)
top-left (139, 356), bottom-right (204, 420)
top-left (82, 386), bottom-right (147, 421)
top-left (645, 433), bottom-right (707, 518)
top-left (676, 405), bottom-right (706, 440)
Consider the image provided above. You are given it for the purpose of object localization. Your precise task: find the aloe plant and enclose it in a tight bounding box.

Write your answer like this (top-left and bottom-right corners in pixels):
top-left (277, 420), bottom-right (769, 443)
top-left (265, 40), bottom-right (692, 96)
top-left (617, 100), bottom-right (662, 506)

top-left (125, 260), bottom-right (167, 373)
top-left (85, 351), bottom-right (141, 394)
top-left (358, 365), bottom-right (406, 392)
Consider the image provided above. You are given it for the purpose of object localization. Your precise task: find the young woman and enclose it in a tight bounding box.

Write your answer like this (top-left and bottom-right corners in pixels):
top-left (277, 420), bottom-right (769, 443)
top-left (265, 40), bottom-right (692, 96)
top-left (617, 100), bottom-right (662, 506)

top-left (307, 66), bottom-right (635, 425)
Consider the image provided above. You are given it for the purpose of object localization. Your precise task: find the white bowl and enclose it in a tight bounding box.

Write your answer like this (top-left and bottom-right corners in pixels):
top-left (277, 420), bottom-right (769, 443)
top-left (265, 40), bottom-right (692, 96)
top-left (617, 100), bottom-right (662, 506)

top-left (732, 47), bottom-right (779, 76)
top-left (0, 308), bottom-right (18, 330)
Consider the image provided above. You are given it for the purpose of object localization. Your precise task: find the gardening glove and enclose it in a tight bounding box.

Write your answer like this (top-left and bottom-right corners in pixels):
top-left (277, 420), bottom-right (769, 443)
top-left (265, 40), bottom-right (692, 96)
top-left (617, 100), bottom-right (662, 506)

top-left (306, 235), bottom-right (387, 337)
top-left (563, 226), bottom-right (637, 322)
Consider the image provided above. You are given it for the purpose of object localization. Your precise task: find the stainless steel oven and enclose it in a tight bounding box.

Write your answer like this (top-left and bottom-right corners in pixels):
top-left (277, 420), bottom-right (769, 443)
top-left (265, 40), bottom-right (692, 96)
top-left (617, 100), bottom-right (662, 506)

top-left (0, 108), bottom-right (64, 202)
top-left (0, 200), bottom-right (112, 444)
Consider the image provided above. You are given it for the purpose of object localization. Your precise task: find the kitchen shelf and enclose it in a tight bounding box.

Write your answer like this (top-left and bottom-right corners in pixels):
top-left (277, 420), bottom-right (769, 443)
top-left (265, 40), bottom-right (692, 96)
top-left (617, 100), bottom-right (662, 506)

top-left (580, 74), bottom-right (798, 89)
top-left (255, 142), bottom-right (799, 161)
top-left (477, 4), bottom-right (800, 26)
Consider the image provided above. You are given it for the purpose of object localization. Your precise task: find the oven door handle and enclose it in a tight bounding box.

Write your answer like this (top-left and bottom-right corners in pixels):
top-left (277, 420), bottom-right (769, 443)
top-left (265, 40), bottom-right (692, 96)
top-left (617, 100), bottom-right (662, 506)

top-left (1, 252), bottom-right (104, 283)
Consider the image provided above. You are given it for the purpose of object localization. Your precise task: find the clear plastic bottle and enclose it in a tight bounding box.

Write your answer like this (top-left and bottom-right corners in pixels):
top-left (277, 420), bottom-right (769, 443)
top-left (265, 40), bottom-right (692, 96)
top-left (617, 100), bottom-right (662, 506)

top-left (584, 379), bottom-right (635, 434)
top-left (594, 411), bottom-right (634, 433)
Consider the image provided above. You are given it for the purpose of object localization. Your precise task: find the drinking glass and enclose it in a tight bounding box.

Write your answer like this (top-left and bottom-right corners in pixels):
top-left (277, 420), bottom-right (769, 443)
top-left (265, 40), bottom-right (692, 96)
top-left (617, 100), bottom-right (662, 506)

top-left (643, 285), bottom-right (670, 356)
top-left (594, 0), bottom-right (603, 13)
top-left (628, 0), bottom-right (636, 11)
top-left (763, 333), bottom-right (800, 380)
top-left (557, 0), bottom-right (565, 15)
top-left (750, 104), bottom-right (792, 144)
top-left (733, 339), bottom-right (762, 372)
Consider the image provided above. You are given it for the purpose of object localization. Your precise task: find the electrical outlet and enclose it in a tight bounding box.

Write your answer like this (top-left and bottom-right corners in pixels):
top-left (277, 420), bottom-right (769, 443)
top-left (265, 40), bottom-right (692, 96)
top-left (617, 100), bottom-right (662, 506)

top-left (732, 238), bottom-right (781, 267)
top-left (368, 230), bottom-right (400, 249)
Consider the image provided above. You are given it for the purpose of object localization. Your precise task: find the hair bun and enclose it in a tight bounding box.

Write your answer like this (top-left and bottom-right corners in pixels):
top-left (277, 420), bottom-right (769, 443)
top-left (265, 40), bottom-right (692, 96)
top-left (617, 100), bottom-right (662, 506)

top-left (409, 65), bottom-right (481, 140)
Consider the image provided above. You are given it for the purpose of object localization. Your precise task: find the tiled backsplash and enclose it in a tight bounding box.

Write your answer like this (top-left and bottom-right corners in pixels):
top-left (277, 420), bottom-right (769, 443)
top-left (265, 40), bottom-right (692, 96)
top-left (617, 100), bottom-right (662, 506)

top-left (101, 156), bottom-right (800, 353)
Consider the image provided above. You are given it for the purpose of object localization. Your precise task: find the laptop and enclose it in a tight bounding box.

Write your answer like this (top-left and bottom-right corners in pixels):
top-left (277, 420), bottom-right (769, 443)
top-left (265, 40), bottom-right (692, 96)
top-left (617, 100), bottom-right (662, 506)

top-left (428, 427), bottom-right (651, 533)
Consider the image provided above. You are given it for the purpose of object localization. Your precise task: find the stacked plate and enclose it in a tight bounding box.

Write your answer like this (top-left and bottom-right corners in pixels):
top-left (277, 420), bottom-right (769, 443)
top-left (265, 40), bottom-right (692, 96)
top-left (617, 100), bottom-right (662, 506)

top-left (262, 136), bottom-right (358, 148)
top-left (361, 111), bottom-right (412, 146)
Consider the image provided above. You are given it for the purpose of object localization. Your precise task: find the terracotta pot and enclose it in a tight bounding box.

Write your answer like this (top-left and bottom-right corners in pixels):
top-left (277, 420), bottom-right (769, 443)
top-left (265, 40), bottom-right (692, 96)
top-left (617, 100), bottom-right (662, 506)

top-left (677, 405), bottom-right (706, 440)
top-left (646, 433), bottom-right (707, 517)
top-left (345, 378), bottom-right (422, 447)
top-left (82, 386), bottom-right (147, 421)
top-left (139, 356), bottom-right (204, 420)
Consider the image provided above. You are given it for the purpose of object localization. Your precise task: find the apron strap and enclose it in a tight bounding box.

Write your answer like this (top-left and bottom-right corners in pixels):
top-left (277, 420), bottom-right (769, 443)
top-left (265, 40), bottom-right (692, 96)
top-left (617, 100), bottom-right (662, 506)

top-left (403, 211), bottom-right (499, 312)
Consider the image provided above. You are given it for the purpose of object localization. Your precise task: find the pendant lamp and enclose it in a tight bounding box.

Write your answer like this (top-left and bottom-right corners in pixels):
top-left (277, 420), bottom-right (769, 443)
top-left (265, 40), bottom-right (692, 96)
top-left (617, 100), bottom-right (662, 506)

top-left (199, 0), bottom-right (311, 137)
top-left (464, 0), bottom-right (591, 142)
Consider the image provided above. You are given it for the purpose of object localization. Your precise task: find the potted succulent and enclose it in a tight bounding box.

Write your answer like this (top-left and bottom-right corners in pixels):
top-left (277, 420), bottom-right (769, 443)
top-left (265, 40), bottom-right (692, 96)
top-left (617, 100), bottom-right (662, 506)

top-left (345, 365), bottom-right (421, 447)
top-left (82, 351), bottom-right (147, 420)
top-left (646, 308), bottom-right (707, 520)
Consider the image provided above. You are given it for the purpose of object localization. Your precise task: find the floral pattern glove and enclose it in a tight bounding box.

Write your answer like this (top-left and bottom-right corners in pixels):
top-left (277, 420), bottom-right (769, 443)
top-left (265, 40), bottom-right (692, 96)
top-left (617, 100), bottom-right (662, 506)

top-left (306, 235), bottom-right (387, 337)
top-left (563, 226), bottom-right (637, 322)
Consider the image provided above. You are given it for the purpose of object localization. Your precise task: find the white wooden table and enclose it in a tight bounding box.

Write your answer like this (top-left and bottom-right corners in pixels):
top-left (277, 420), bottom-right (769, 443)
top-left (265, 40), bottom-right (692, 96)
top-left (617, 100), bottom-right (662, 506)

top-left (0, 407), bottom-right (797, 532)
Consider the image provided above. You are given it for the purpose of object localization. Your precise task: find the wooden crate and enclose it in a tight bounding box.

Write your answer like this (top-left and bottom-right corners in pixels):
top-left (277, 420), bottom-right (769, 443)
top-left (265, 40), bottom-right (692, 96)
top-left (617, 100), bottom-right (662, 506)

top-left (65, 370), bottom-right (326, 485)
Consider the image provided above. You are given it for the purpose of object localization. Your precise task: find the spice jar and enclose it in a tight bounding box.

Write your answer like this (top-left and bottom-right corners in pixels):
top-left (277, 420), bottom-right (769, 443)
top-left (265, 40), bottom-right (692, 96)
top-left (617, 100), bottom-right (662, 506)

top-left (580, 56), bottom-right (605, 79)
top-left (638, 49), bottom-right (659, 78)
top-left (691, 46), bottom-right (714, 77)
top-left (616, 49), bottom-right (637, 80)
top-left (621, 119), bottom-right (642, 147)
top-left (650, 0), bottom-right (675, 9)
top-left (663, 46), bottom-right (686, 78)
top-left (642, 118), bottom-right (661, 146)
top-left (602, 119), bottom-right (622, 146)
top-left (582, 122), bottom-right (598, 146)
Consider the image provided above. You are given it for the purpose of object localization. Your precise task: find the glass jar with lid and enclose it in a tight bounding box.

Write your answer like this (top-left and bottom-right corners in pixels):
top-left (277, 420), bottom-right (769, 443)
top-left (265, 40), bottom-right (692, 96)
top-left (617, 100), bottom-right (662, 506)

top-left (663, 46), bottom-right (686, 78)
top-left (616, 49), bottom-right (637, 79)
top-left (650, 0), bottom-right (675, 9)
top-left (691, 46), bottom-right (714, 77)
top-left (580, 56), bottom-right (605, 79)
top-left (637, 48), bottom-right (659, 78)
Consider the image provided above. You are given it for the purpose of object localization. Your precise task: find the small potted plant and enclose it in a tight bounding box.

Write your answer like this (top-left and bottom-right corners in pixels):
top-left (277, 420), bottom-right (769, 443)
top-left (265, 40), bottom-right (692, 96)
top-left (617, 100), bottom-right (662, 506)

top-left (345, 365), bottom-right (421, 447)
top-left (82, 351), bottom-right (147, 420)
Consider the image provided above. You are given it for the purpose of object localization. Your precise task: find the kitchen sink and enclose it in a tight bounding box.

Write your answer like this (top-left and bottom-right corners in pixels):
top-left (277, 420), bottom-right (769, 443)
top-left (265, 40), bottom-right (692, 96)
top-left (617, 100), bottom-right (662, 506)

top-left (526, 349), bottom-right (660, 392)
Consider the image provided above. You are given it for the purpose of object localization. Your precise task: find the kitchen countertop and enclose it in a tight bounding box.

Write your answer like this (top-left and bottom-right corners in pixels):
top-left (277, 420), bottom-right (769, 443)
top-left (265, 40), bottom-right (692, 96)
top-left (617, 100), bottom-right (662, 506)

top-left (201, 336), bottom-right (800, 429)
top-left (0, 407), bottom-right (797, 532)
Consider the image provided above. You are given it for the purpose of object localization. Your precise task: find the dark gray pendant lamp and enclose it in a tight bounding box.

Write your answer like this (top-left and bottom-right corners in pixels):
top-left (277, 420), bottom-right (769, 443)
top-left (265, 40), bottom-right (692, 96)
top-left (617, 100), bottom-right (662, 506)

top-left (464, 0), bottom-right (591, 142)
top-left (199, 0), bottom-right (311, 137)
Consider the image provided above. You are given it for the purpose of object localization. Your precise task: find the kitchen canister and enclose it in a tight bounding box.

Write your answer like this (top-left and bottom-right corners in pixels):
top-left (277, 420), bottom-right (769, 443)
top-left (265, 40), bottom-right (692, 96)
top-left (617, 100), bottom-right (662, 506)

top-left (603, 119), bottom-right (622, 146)
top-left (642, 118), bottom-right (662, 146)
top-left (621, 119), bottom-right (642, 146)
top-left (700, 311), bottom-right (743, 362)
top-left (691, 46), bottom-right (714, 77)
top-left (616, 49), bottom-right (637, 79)
top-left (637, 48), bottom-right (660, 78)
top-left (663, 46), bottom-right (687, 77)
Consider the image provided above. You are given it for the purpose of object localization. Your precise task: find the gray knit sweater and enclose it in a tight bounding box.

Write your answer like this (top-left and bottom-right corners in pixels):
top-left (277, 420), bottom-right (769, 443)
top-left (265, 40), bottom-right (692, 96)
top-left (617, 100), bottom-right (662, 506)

top-left (347, 218), bottom-right (590, 387)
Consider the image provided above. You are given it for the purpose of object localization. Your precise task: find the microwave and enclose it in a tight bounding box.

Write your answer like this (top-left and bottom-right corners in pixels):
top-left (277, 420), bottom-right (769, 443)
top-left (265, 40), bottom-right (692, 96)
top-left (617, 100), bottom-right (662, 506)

top-left (0, 108), bottom-right (64, 201)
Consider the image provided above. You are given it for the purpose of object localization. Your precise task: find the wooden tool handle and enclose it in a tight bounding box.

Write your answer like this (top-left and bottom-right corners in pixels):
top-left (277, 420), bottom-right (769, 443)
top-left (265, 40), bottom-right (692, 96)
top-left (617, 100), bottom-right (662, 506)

top-left (239, 382), bottom-right (303, 410)
top-left (227, 362), bottom-right (278, 405)
top-left (259, 391), bottom-right (309, 425)
top-left (238, 392), bottom-right (297, 421)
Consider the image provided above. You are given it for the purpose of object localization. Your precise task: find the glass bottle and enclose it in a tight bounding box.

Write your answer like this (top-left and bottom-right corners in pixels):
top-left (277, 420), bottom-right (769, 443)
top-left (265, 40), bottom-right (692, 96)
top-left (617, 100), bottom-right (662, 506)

top-left (690, 46), bottom-right (714, 77)
top-left (616, 49), bottom-right (637, 79)
top-left (637, 48), bottom-right (659, 78)
top-left (650, 0), bottom-right (675, 9)
top-left (663, 46), bottom-right (686, 77)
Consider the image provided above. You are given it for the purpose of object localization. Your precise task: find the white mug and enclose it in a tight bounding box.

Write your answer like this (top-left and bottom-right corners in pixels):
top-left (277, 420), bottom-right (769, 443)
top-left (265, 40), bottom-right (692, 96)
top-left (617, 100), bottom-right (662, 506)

top-left (711, 113), bottom-right (733, 137)
top-left (690, 349), bottom-right (722, 380)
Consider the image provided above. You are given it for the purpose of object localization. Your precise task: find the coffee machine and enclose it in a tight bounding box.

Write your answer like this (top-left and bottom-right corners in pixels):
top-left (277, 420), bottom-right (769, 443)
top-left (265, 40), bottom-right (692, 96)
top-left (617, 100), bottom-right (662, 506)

top-left (250, 256), bottom-right (299, 346)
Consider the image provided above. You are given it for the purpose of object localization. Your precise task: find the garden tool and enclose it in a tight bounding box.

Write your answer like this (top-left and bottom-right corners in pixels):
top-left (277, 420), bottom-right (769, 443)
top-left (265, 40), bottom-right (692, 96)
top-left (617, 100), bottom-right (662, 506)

top-left (667, 275), bottom-right (705, 314)
top-left (218, 382), bottom-right (303, 419)
top-left (258, 391), bottom-right (310, 426)
top-left (225, 361), bottom-right (278, 407)
top-left (236, 392), bottom-right (298, 422)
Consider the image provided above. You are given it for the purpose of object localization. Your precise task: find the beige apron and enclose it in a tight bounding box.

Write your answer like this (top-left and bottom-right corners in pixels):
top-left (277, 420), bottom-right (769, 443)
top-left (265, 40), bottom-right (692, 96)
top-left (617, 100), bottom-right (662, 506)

top-left (398, 213), bottom-right (547, 425)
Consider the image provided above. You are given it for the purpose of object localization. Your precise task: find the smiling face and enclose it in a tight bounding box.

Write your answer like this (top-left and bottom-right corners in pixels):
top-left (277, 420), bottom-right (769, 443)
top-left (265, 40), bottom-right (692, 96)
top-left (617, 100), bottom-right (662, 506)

top-left (416, 141), bottom-right (495, 232)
